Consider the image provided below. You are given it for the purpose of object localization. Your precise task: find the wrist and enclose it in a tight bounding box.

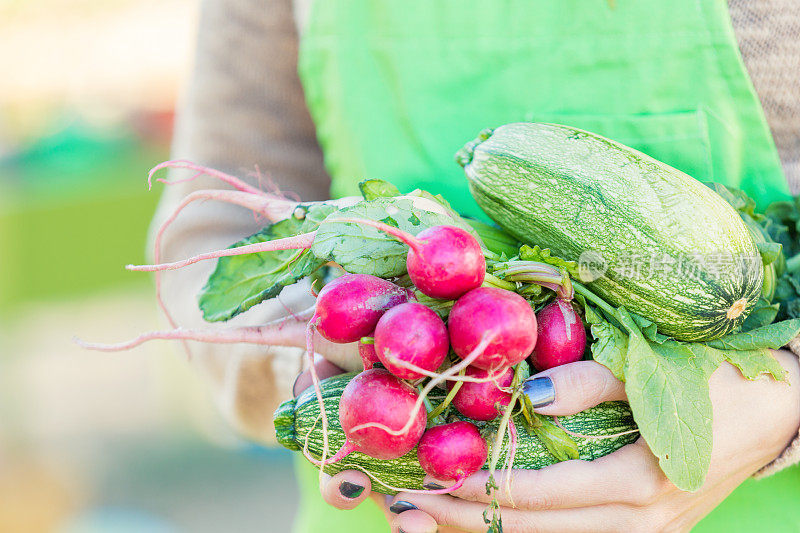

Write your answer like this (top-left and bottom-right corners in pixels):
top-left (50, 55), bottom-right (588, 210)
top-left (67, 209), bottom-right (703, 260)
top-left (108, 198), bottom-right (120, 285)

top-left (753, 349), bottom-right (800, 476)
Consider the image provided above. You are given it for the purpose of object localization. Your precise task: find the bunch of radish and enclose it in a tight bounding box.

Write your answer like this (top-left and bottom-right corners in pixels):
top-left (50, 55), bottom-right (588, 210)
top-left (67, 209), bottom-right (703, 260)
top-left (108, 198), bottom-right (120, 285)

top-left (75, 162), bottom-right (590, 494)
top-left (298, 221), bottom-right (587, 492)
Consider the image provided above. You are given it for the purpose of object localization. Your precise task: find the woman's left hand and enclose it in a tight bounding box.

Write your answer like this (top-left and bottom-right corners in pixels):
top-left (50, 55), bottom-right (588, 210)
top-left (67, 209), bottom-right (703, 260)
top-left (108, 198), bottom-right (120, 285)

top-left (387, 351), bottom-right (800, 533)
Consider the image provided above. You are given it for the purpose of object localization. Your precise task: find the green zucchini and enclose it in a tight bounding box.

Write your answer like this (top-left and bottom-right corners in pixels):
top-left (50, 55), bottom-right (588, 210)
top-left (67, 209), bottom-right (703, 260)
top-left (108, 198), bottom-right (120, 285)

top-left (458, 123), bottom-right (762, 341)
top-left (274, 373), bottom-right (639, 495)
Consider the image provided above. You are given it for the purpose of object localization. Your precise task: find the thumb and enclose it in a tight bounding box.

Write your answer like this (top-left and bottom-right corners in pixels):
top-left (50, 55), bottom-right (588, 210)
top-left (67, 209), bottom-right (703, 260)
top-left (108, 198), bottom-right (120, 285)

top-left (521, 360), bottom-right (626, 416)
top-left (319, 470), bottom-right (373, 510)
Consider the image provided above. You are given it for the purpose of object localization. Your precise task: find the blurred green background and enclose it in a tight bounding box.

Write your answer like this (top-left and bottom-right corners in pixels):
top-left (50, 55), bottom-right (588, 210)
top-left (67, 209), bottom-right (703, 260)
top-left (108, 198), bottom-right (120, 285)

top-left (0, 1), bottom-right (298, 531)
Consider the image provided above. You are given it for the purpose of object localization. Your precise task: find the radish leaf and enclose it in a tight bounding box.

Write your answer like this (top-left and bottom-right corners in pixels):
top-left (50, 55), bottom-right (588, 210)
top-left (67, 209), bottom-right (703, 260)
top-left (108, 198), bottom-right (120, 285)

top-left (358, 179), bottom-right (400, 201)
top-left (198, 203), bottom-right (336, 322)
top-left (312, 197), bottom-right (462, 277)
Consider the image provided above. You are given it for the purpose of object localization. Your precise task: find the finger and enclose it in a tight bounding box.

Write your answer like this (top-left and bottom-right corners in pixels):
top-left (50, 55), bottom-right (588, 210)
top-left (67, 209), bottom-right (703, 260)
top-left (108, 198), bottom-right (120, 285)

top-left (392, 509), bottom-right (438, 533)
top-left (393, 492), bottom-right (632, 533)
top-left (312, 334), bottom-right (361, 371)
top-left (431, 440), bottom-right (670, 510)
top-left (292, 357), bottom-right (345, 396)
top-left (319, 470), bottom-right (372, 510)
top-left (371, 493), bottom-right (395, 523)
top-left (522, 360), bottom-right (626, 416)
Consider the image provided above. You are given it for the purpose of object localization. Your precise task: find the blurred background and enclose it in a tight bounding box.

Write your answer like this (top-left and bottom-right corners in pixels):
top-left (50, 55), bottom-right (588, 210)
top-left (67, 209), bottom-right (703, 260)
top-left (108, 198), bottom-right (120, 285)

top-left (0, 0), bottom-right (298, 531)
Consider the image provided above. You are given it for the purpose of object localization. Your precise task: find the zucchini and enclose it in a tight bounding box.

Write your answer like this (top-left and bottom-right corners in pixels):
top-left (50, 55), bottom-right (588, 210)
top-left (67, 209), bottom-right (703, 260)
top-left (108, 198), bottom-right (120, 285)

top-left (458, 123), bottom-right (762, 341)
top-left (274, 373), bottom-right (639, 495)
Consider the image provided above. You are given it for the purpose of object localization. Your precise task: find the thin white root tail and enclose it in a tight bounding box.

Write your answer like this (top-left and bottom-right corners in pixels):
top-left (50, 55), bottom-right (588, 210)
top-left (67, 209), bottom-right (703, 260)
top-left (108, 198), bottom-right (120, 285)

top-left (74, 317), bottom-right (309, 352)
top-left (305, 321), bottom-right (333, 484)
top-left (152, 188), bottom-right (298, 347)
top-left (503, 418), bottom-right (518, 507)
top-left (150, 160), bottom-right (267, 197)
top-left (385, 356), bottom-right (509, 384)
top-left (128, 231), bottom-right (316, 272)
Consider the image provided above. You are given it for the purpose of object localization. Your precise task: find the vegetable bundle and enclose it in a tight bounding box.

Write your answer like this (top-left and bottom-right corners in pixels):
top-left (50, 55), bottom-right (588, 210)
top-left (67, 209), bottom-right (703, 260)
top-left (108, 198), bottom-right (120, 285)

top-left (79, 123), bottom-right (800, 531)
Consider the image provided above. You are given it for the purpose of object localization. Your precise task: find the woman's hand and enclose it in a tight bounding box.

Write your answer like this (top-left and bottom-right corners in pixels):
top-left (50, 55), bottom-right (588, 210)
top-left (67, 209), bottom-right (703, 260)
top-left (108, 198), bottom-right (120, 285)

top-left (387, 351), bottom-right (800, 532)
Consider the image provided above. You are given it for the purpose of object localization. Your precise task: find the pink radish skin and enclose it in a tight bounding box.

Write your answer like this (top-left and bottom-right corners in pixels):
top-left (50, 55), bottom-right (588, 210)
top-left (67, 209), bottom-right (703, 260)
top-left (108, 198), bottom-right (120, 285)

top-left (332, 218), bottom-right (485, 299)
top-left (530, 299), bottom-right (587, 371)
top-left (406, 226), bottom-right (485, 300)
top-left (337, 369), bottom-right (427, 460)
top-left (313, 274), bottom-right (410, 344)
top-left (447, 366), bottom-right (514, 421)
top-left (358, 337), bottom-right (380, 370)
top-left (448, 287), bottom-right (538, 370)
top-left (374, 302), bottom-right (449, 380)
top-left (418, 422), bottom-right (488, 482)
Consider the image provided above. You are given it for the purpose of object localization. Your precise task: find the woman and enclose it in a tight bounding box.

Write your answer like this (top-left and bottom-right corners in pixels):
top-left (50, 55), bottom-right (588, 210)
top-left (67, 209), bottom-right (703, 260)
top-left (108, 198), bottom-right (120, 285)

top-left (153, 0), bottom-right (800, 531)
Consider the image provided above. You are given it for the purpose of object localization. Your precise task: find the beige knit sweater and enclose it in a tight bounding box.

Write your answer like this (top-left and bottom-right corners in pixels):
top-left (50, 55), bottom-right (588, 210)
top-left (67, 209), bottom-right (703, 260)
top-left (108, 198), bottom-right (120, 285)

top-left (153, 0), bottom-right (800, 476)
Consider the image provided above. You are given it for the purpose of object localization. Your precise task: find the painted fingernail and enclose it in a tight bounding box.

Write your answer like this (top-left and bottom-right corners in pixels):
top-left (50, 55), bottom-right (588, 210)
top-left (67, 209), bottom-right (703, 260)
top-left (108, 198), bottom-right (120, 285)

top-left (338, 481), bottom-right (364, 499)
top-left (389, 500), bottom-right (418, 514)
top-left (423, 481), bottom-right (445, 490)
top-left (292, 372), bottom-right (303, 397)
top-left (522, 376), bottom-right (555, 407)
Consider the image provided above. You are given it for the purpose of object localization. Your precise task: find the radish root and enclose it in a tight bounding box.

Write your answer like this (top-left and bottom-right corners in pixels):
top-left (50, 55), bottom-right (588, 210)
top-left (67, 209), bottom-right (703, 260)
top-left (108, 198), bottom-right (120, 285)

top-left (305, 320), bottom-right (334, 484)
top-left (149, 160), bottom-right (267, 197)
top-left (74, 310), bottom-right (313, 352)
top-left (151, 189), bottom-right (297, 345)
top-left (127, 231), bottom-right (316, 272)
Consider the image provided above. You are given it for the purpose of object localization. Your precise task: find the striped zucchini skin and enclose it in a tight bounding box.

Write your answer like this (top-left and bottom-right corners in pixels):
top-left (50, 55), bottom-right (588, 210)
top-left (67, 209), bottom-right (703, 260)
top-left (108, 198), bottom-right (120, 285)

top-left (273, 373), bottom-right (639, 496)
top-left (459, 123), bottom-right (762, 341)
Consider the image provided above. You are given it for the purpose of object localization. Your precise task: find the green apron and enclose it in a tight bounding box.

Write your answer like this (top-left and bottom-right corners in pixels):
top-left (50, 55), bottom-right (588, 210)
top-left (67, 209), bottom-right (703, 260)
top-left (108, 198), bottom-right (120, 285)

top-left (293, 0), bottom-right (798, 531)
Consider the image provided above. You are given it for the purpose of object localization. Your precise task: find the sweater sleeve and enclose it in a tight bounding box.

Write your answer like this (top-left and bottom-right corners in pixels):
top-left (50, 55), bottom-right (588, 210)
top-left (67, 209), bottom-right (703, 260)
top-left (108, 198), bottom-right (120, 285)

top-left (150, 0), bottom-right (328, 444)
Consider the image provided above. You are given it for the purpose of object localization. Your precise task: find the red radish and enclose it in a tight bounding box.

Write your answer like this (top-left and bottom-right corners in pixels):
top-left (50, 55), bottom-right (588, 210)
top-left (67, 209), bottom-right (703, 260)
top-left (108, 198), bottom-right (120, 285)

top-left (334, 369), bottom-right (427, 460)
top-left (448, 287), bottom-right (537, 370)
top-left (358, 337), bottom-right (380, 370)
top-left (417, 422), bottom-right (487, 485)
top-left (405, 226), bottom-right (485, 299)
top-left (374, 302), bottom-right (449, 379)
top-left (447, 366), bottom-right (514, 421)
top-left (332, 218), bottom-right (485, 299)
top-left (530, 299), bottom-right (587, 371)
top-left (313, 274), bottom-right (410, 344)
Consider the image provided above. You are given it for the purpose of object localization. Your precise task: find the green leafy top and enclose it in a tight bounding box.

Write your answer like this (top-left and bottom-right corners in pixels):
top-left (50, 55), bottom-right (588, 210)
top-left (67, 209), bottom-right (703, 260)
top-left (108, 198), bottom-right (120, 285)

top-left (518, 244), bottom-right (580, 278)
top-left (312, 196), bottom-right (478, 277)
top-left (358, 178), bottom-right (400, 201)
top-left (198, 203), bottom-right (337, 322)
top-left (706, 182), bottom-right (783, 267)
top-left (574, 280), bottom-right (792, 491)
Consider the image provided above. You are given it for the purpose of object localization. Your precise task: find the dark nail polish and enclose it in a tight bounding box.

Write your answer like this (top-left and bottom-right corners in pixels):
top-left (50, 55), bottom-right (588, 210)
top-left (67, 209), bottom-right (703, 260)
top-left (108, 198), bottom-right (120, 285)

top-left (292, 372), bottom-right (303, 397)
top-left (522, 376), bottom-right (555, 408)
top-left (423, 482), bottom-right (445, 490)
top-left (389, 500), bottom-right (418, 514)
top-left (339, 481), bottom-right (364, 499)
